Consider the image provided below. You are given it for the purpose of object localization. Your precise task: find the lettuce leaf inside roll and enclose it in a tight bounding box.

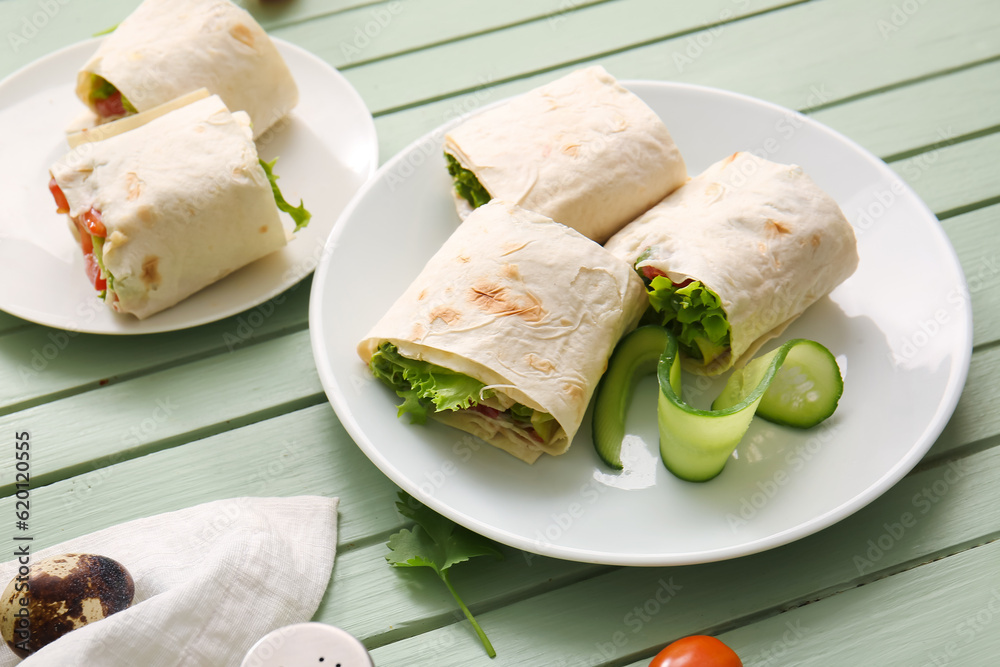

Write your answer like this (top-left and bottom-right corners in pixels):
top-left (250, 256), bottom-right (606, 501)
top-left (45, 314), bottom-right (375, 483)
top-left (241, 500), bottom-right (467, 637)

top-left (445, 153), bottom-right (491, 209)
top-left (369, 343), bottom-right (556, 440)
top-left (91, 236), bottom-right (116, 301)
top-left (646, 276), bottom-right (731, 366)
top-left (370, 342), bottom-right (491, 423)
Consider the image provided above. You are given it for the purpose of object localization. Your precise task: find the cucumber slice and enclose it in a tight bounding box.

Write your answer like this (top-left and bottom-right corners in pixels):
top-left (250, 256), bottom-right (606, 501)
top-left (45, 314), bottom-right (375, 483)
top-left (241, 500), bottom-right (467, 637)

top-left (756, 341), bottom-right (843, 428)
top-left (710, 339), bottom-right (843, 427)
top-left (592, 326), bottom-right (670, 469)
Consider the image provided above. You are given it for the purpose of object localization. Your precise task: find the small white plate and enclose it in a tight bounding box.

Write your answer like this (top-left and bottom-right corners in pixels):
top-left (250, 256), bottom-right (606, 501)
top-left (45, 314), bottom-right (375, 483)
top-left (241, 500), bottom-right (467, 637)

top-left (0, 38), bottom-right (377, 334)
top-left (309, 81), bottom-right (972, 566)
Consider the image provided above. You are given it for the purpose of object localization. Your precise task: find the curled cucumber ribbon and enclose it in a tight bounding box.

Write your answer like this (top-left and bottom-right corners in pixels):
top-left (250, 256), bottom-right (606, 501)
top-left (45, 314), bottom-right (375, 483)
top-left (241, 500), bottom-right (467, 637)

top-left (594, 326), bottom-right (843, 482)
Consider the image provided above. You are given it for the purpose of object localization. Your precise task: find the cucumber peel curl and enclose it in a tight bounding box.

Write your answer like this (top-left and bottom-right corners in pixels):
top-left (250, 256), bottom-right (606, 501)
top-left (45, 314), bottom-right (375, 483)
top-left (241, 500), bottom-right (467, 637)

top-left (593, 326), bottom-right (843, 482)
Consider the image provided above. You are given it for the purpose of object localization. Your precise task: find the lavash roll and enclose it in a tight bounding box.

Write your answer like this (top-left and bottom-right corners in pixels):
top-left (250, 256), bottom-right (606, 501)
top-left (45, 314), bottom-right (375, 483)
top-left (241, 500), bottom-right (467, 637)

top-left (443, 66), bottom-right (687, 244)
top-left (358, 200), bottom-right (648, 463)
top-left (605, 152), bottom-right (859, 375)
top-left (50, 94), bottom-right (287, 320)
top-left (75, 0), bottom-right (297, 138)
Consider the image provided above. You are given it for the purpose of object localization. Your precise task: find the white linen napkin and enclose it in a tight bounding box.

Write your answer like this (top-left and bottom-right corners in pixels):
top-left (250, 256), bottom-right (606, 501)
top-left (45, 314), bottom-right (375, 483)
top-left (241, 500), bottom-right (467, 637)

top-left (0, 496), bottom-right (339, 666)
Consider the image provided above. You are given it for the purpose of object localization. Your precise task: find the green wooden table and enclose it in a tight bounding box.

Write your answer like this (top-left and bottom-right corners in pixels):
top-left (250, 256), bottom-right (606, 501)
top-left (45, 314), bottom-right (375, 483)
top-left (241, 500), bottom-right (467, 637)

top-left (2, 0), bottom-right (999, 664)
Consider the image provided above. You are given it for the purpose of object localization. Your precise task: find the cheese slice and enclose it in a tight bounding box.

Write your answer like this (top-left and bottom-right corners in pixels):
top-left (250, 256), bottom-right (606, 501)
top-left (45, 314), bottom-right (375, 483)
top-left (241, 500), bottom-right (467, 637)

top-left (66, 88), bottom-right (211, 148)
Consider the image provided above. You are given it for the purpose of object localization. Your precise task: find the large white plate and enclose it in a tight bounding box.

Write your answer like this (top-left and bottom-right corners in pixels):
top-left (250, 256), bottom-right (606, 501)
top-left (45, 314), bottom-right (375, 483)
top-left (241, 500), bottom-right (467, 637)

top-left (310, 81), bottom-right (972, 566)
top-left (0, 38), bottom-right (377, 334)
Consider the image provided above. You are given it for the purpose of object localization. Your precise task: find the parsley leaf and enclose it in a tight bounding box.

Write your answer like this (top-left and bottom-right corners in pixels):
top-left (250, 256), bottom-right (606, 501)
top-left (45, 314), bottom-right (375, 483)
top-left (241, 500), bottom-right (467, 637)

top-left (386, 491), bottom-right (502, 658)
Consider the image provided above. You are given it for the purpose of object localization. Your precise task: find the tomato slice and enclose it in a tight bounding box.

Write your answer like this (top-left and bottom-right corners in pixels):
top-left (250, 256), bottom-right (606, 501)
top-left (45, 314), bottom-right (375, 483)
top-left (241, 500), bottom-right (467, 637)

top-left (83, 208), bottom-right (107, 237)
top-left (640, 266), bottom-right (697, 289)
top-left (67, 207), bottom-right (108, 293)
top-left (49, 135), bottom-right (110, 296)
top-left (472, 404), bottom-right (501, 419)
top-left (83, 253), bottom-right (107, 292)
top-left (642, 265), bottom-right (667, 281)
top-left (48, 177), bottom-right (69, 214)
top-left (79, 229), bottom-right (93, 255)
top-left (93, 92), bottom-right (126, 120)
top-left (649, 635), bottom-right (742, 667)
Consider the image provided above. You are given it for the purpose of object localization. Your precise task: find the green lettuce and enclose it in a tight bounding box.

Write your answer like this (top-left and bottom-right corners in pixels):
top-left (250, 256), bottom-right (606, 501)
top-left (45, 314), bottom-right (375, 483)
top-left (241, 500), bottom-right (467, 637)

top-left (91, 236), bottom-right (115, 301)
top-left (509, 403), bottom-right (533, 421)
top-left (370, 343), bottom-right (493, 424)
top-left (259, 158), bottom-right (312, 232)
top-left (369, 344), bottom-right (558, 441)
top-left (89, 75), bottom-right (116, 100)
top-left (647, 276), bottom-right (731, 365)
top-left (445, 153), bottom-right (491, 209)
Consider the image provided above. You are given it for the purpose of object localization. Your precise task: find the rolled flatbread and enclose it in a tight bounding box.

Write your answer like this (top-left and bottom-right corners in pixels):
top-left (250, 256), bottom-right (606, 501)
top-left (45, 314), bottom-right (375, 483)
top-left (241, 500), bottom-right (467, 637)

top-left (75, 0), bottom-right (297, 138)
top-left (443, 66), bottom-right (687, 244)
top-left (605, 152), bottom-right (859, 375)
top-left (357, 200), bottom-right (647, 463)
top-left (50, 94), bottom-right (287, 319)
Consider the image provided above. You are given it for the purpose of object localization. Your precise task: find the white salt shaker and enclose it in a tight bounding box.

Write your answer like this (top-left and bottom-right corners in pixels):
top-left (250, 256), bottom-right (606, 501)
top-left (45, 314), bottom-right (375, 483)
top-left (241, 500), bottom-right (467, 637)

top-left (241, 622), bottom-right (374, 666)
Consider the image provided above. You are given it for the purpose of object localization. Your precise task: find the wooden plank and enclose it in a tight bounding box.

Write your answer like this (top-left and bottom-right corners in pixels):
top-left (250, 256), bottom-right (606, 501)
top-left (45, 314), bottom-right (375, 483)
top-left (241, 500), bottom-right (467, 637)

top-left (345, 0), bottom-right (1000, 114)
top-left (0, 329), bottom-right (324, 493)
top-left (930, 344), bottom-right (1000, 462)
top-left (364, 445), bottom-right (1000, 664)
top-left (0, 0), bottom-right (131, 75)
top-left (273, 0), bottom-right (797, 70)
top-left (246, 0), bottom-right (392, 30)
top-left (712, 540), bottom-right (1000, 667)
top-left (0, 404), bottom-right (406, 547)
top-left (923, 206), bottom-right (1000, 461)
top-left (893, 131), bottom-right (1000, 218)
top-left (809, 58), bottom-right (1000, 161)
top-left (942, 203), bottom-right (1000, 348)
top-left (0, 277), bottom-right (311, 414)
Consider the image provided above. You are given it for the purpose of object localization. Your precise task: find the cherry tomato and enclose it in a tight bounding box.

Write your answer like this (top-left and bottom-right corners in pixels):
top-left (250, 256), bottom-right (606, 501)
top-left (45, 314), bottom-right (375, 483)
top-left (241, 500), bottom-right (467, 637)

top-left (649, 635), bottom-right (742, 667)
top-left (48, 177), bottom-right (69, 213)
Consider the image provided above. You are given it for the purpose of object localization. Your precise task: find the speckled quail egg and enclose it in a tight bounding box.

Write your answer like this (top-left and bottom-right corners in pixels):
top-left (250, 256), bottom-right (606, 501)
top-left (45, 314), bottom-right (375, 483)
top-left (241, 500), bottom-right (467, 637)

top-left (0, 553), bottom-right (134, 658)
